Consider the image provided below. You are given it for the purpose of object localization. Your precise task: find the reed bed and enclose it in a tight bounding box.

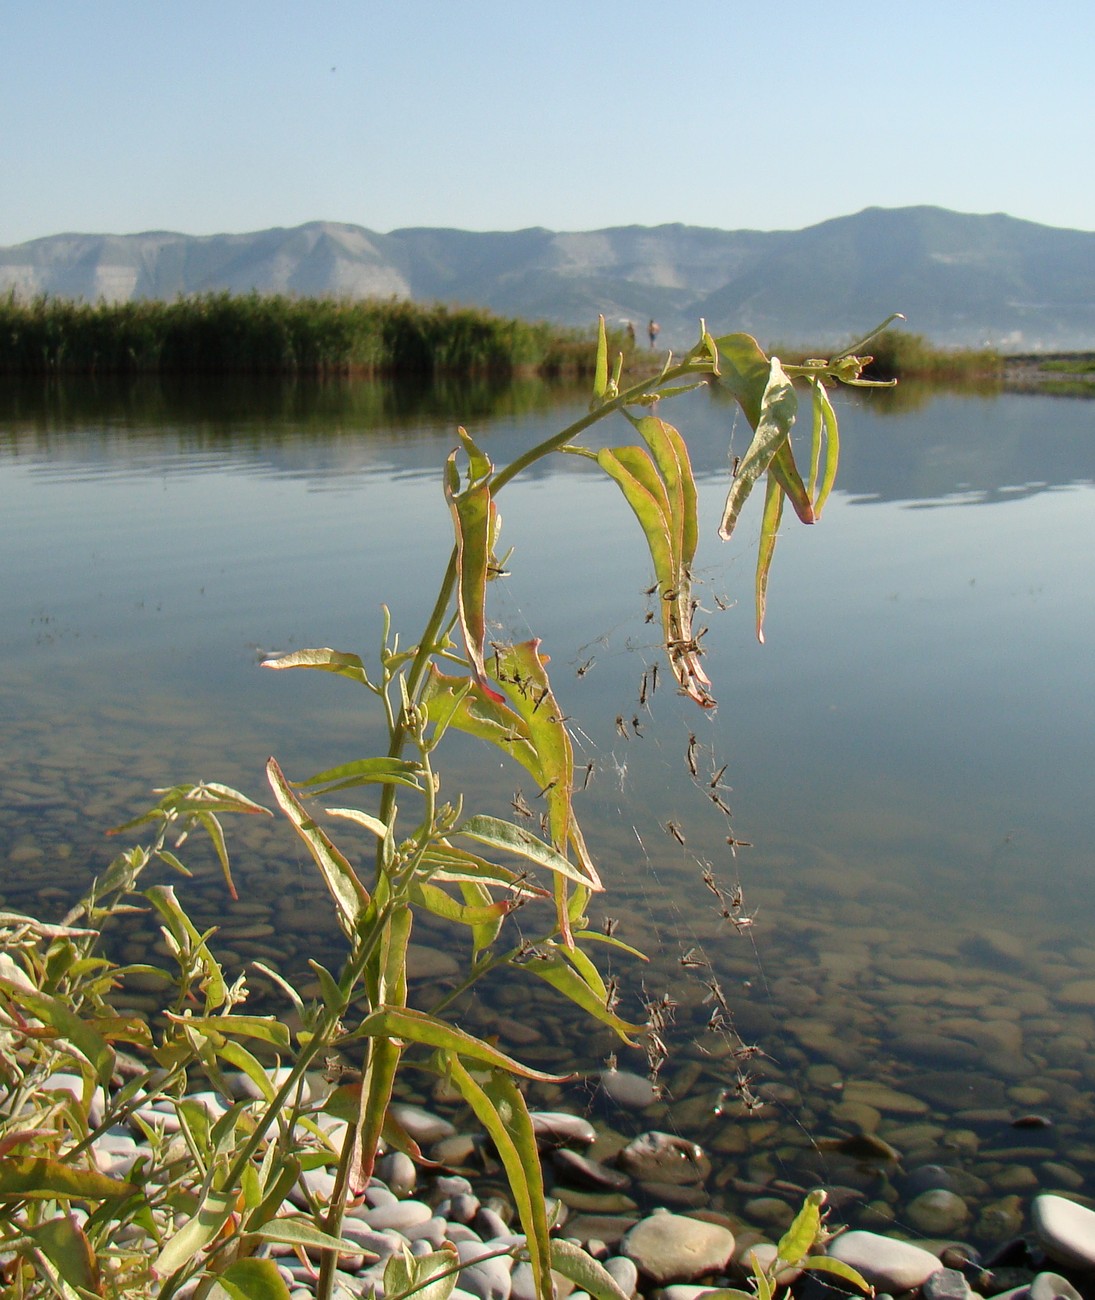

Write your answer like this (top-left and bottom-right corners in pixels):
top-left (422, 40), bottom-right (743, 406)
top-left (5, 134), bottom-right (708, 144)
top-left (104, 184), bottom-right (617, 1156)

top-left (0, 292), bottom-right (617, 377)
top-left (855, 329), bottom-right (1004, 382)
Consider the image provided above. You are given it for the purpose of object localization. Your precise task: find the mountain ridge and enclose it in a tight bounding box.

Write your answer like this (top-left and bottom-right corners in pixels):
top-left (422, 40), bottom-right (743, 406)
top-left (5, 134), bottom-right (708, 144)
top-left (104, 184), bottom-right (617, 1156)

top-left (4, 207), bottom-right (1094, 351)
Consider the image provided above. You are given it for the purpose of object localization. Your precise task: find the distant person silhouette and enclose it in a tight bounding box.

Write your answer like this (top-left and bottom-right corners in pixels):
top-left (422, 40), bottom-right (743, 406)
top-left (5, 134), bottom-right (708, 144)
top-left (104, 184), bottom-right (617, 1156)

top-left (626, 321), bottom-right (636, 347)
top-left (648, 319), bottom-right (660, 349)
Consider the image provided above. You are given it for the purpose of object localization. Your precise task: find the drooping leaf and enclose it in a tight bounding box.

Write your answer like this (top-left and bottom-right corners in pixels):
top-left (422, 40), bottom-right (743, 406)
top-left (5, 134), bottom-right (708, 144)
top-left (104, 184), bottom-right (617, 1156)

top-left (445, 1055), bottom-right (553, 1300)
top-left (801, 1256), bottom-right (875, 1293)
top-left (755, 474), bottom-right (784, 644)
top-left (445, 433), bottom-right (504, 704)
top-left (349, 903), bottom-right (411, 1194)
top-left (267, 757), bottom-right (370, 937)
top-left (596, 422), bottom-right (712, 708)
top-left (718, 357), bottom-right (799, 541)
top-left (807, 376), bottom-right (840, 518)
top-left (549, 1238), bottom-right (632, 1300)
top-left (423, 665), bottom-right (538, 773)
top-left (515, 945), bottom-right (644, 1044)
top-left (29, 1215), bottom-right (100, 1294)
top-left (348, 1005), bottom-right (573, 1083)
top-left (143, 884), bottom-right (227, 1008)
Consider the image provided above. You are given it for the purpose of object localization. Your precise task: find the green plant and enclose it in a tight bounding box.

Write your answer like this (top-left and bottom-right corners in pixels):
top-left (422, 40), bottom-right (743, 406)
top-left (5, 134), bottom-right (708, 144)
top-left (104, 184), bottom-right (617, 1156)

top-left (0, 317), bottom-right (889, 1298)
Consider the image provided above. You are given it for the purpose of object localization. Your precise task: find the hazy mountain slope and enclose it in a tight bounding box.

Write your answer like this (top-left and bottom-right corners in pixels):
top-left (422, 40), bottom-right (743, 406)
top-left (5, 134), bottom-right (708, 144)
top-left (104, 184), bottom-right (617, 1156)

top-left (3, 208), bottom-right (1094, 349)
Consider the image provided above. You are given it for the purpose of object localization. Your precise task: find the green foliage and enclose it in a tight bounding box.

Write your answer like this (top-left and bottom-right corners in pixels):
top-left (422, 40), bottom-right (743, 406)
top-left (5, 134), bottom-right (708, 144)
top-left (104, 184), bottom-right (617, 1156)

top-left (0, 290), bottom-right (614, 378)
top-left (0, 315), bottom-right (882, 1298)
top-left (852, 327), bottom-right (1002, 382)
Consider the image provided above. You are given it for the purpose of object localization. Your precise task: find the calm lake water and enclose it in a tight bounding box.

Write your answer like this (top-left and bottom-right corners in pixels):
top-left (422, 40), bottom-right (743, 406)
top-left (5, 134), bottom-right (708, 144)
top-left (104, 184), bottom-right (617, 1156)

top-left (2, 374), bottom-right (1094, 1244)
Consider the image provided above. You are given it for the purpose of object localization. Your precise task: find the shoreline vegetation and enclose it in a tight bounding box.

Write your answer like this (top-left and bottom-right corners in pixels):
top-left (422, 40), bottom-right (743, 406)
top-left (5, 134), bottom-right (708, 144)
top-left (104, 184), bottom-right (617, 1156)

top-left (1, 293), bottom-right (1092, 393)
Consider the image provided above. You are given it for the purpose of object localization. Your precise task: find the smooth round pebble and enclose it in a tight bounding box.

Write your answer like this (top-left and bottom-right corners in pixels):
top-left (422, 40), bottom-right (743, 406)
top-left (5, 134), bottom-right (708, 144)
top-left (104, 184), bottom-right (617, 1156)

top-left (1030, 1271), bottom-right (1084, 1300)
top-left (621, 1210), bottom-right (735, 1285)
top-left (617, 1133), bottom-right (711, 1186)
top-left (906, 1189), bottom-right (970, 1235)
top-left (599, 1069), bottom-right (662, 1110)
top-left (826, 1229), bottom-right (943, 1292)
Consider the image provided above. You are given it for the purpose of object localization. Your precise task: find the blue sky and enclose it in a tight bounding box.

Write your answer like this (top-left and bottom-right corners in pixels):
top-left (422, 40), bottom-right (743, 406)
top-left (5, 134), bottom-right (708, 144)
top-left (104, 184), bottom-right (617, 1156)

top-left (3, 1), bottom-right (1092, 246)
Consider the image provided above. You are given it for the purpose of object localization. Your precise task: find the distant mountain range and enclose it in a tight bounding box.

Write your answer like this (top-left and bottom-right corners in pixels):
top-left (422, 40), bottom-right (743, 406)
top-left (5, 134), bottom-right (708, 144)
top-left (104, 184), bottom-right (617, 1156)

top-left (3, 206), bottom-right (1094, 351)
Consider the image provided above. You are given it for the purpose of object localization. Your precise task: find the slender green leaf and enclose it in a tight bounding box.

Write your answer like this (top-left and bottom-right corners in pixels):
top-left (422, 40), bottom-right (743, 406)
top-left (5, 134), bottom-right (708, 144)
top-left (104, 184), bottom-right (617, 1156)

top-left (809, 376), bottom-right (840, 518)
top-left (410, 880), bottom-right (510, 929)
top-left (251, 1217), bottom-right (368, 1255)
top-left (351, 1006), bottom-right (573, 1082)
top-left (517, 947), bottom-right (644, 1044)
top-left (153, 1188), bottom-right (237, 1278)
top-left (297, 756), bottom-right (424, 794)
top-left (0, 1158), bottom-right (134, 1201)
top-left (755, 474), bottom-right (784, 645)
top-left (802, 1256), bottom-right (875, 1293)
top-left (570, 930), bottom-right (649, 962)
top-left (549, 1238), bottom-right (631, 1300)
top-left (455, 815), bottom-right (601, 891)
top-left (324, 806), bottom-right (389, 838)
top-left (446, 1055), bottom-right (553, 1300)
top-left (267, 756), bottom-right (370, 937)
top-left (445, 439), bottom-right (504, 704)
top-left (592, 314), bottom-right (609, 403)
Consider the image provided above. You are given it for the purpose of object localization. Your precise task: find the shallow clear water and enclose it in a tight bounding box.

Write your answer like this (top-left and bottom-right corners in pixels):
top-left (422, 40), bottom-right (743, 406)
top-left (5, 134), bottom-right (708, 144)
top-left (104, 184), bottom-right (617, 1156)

top-left (2, 375), bottom-right (1094, 1244)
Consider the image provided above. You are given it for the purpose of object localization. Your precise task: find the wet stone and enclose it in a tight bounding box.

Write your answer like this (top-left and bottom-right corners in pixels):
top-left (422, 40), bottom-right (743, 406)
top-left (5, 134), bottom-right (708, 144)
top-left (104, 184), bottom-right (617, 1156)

top-left (826, 1230), bottom-right (943, 1292)
top-left (621, 1209), bottom-right (735, 1285)
top-left (598, 1069), bottom-right (662, 1111)
top-left (617, 1133), bottom-right (711, 1186)
top-left (921, 1267), bottom-right (974, 1300)
top-left (1029, 1271), bottom-right (1084, 1300)
top-left (530, 1111), bottom-right (597, 1149)
top-left (1032, 1194), bottom-right (1095, 1271)
top-left (905, 1189), bottom-right (970, 1235)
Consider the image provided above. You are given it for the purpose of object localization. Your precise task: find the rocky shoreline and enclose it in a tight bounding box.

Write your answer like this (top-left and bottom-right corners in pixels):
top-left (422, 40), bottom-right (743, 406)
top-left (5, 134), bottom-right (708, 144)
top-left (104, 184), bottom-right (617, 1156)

top-left (57, 1063), bottom-right (1095, 1300)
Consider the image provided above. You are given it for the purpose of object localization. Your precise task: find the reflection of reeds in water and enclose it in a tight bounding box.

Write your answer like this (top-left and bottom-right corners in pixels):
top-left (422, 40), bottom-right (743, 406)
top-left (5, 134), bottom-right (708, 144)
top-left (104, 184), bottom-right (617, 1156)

top-left (0, 292), bottom-right (629, 378)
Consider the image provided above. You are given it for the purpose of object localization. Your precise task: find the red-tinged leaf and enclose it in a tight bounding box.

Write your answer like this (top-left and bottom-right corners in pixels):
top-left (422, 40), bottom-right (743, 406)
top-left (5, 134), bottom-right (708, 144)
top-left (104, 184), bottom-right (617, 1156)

top-left (410, 880), bottom-right (510, 929)
top-left (445, 439), bottom-right (504, 704)
top-left (755, 474), bottom-right (785, 644)
top-left (423, 665), bottom-right (538, 773)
